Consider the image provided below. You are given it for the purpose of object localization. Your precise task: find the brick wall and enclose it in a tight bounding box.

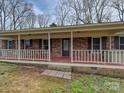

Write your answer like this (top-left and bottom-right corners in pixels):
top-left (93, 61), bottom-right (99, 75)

top-left (73, 38), bottom-right (88, 50)
top-left (1, 36), bottom-right (116, 57)
top-left (51, 39), bottom-right (61, 57)
top-left (51, 38), bottom-right (88, 57)
top-left (46, 37), bottom-right (114, 58)
top-left (106, 37), bottom-right (110, 49)
top-left (106, 36), bottom-right (115, 50)
top-left (111, 36), bottom-right (115, 49)
top-left (2, 40), bottom-right (8, 49)
top-left (32, 39), bottom-right (40, 49)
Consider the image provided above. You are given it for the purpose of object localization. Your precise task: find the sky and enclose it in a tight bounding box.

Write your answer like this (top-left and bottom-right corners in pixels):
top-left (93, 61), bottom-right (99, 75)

top-left (26, 0), bottom-right (58, 15)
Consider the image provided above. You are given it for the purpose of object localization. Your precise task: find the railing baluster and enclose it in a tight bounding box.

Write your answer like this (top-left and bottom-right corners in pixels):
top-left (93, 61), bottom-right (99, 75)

top-left (84, 50), bottom-right (86, 62)
top-left (115, 50), bottom-right (117, 63)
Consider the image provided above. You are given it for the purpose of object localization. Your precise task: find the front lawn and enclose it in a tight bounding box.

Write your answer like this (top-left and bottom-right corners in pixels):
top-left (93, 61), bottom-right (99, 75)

top-left (53, 74), bottom-right (124, 93)
top-left (0, 62), bottom-right (124, 93)
top-left (0, 63), bottom-right (68, 93)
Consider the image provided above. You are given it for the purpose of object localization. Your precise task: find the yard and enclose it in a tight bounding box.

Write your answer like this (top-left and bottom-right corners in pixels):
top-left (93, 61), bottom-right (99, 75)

top-left (0, 62), bottom-right (124, 93)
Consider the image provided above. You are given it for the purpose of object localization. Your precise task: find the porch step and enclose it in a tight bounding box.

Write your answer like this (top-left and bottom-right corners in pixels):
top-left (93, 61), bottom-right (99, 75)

top-left (48, 65), bottom-right (72, 72)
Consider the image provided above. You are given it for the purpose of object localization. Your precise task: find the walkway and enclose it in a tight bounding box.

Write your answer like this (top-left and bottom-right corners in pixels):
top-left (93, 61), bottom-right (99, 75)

top-left (41, 70), bottom-right (71, 79)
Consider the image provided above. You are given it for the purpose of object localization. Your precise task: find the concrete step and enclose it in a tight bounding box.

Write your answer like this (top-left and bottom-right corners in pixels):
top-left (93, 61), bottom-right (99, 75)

top-left (48, 65), bottom-right (72, 72)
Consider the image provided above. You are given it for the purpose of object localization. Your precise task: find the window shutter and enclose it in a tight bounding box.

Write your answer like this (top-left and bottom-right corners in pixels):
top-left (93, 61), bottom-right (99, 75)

top-left (30, 39), bottom-right (33, 47)
top-left (102, 37), bottom-right (107, 50)
top-left (21, 40), bottom-right (24, 49)
top-left (88, 37), bottom-right (91, 50)
top-left (39, 39), bottom-right (42, 48)
top-left (114, 36), bottom-right (119, 49)
top-left (50, 39), bottom-right (52, 51)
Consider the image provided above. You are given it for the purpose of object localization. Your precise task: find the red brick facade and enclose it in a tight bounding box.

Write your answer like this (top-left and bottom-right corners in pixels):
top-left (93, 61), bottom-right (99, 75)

top-left (32, 39), bottom-right (40, 49)
top-left (51, 39), bottom-right (62, 57)
top-left (0, 36), bottom-right (119, 57)
top-left (2, 40), bottom-right (8, 49)
top-left (111, 36), bottom-right (115, 49)
top-left (73, 38), bottom-right (88, 50)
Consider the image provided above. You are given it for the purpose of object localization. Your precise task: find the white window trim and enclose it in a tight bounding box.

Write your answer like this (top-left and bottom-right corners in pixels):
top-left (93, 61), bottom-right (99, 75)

top-left (7, 40), bottom-right (10, 49)
top-left (119, 36), bottom-right (124, 49)
top-left (91, 37), bottom-right (102, 50)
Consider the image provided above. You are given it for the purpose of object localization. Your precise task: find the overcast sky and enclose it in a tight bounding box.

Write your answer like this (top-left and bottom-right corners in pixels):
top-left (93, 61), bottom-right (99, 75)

top-left (26, 0), bottom-right (58, 15)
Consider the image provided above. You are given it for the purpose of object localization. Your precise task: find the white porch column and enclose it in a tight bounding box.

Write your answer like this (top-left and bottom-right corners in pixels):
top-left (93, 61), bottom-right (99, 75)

top-left (71, 31), bottom-right (73, 62)
top-left (18, 34), bottom-right (21, 60)
top-left (48, 32), bottom-right (51, 61)
top-left (109, 36), bottom-right (112, 50)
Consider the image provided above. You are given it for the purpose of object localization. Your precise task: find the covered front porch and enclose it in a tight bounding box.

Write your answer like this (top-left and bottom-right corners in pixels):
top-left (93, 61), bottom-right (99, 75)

top-left (0, 49), bottom-right (124, 66)
top-left (0, 23), bottom-right (124, 67)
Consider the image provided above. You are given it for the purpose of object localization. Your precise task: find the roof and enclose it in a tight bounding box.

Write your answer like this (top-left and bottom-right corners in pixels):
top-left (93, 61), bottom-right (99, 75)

top-left (0, 22), bottom-right (124, 36)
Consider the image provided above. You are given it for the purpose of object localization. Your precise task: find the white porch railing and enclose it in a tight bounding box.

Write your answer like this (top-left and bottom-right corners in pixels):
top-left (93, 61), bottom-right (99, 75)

top-left (20, 49), bottom-right (49, 61)
top-left (0, 49), bottom-right (124, 65)
top-left (73, 50), bottom-right (124, 65)
top-left (0, 49), bottom-right (49, 61)
top-left (0, 49), bottom-right (18, 59)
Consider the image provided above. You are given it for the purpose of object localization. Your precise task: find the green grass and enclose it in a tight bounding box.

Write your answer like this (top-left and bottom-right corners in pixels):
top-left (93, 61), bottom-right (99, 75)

top-left (53, 75), bottom-right (124, 93)
top-left (0, 62), bottom-right (18, 66)
top-left (0, 62), bottom-right (68, 93)
top-left (0, 62), bottom-right (124, 93)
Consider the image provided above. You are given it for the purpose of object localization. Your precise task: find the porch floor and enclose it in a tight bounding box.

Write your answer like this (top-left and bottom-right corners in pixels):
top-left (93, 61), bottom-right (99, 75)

top-left (50, 57), bottom-right (124, 67)
top-left (51, 57), bottom-right (71, 63)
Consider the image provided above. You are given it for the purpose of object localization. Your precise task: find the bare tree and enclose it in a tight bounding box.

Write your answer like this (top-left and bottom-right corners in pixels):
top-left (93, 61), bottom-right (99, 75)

top-left (56, 0), bottom-right (70, 26)
top-left (25, 11), bottom-right (36, 28)
top-left (93, 0), bottom-right (110, 23)
top-left (55, 0), bottom-right (111, 25)
top-left (65, 0), bottom-right (94, 25)
top-left (112, 0), bottom-right (124, 22)
top-left (80, 0), bottom-right (94, 24)
top-left (62, 0), bottom-right (94, 24)
top-left (38, 14), bottom-right (50, 27)
top-left (67, 0), bottom-right (83, 25)
top-left (9, 0), bottom-right (32, 30)
top-left (0, 0), bottom-right (11, 30)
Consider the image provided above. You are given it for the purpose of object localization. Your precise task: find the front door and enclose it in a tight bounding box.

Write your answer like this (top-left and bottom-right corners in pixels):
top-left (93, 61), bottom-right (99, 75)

top-left (62, 39), bottom-right (70, 57)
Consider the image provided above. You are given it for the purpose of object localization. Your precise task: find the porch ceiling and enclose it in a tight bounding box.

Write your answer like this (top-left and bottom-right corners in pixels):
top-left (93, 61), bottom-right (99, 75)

top-left (3, 30), bottom-right (120, 40)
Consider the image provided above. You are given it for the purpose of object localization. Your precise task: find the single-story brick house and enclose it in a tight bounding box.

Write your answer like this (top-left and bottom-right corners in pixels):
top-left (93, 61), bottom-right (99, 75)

top-left (0, 22), bottom-right (124, 67)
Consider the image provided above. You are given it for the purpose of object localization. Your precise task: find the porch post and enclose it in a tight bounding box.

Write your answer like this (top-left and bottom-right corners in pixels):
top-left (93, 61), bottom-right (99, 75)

top-left (18, 34), bottom-right (21, 60)
top-left (109, 36), bottom-right (111, 50)
top-left (71, 31), bottom-right (73, 62)
top-left (48, 32), bottom-right (51, 61)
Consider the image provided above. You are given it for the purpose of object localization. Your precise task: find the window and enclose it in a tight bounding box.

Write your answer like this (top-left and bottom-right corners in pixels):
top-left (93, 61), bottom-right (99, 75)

top-left (8, 40), bottom-right (14, 49)
top-left (63, 40), bottom-right (69, 51)
top-left (25, 40), bottom-right (32, 48)
top-left (120, 37), bottom-right (124, 49)
top-left (43, 40), bottom-right (48, 50)
top-left (92, 38), bottom-right (101, 50)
